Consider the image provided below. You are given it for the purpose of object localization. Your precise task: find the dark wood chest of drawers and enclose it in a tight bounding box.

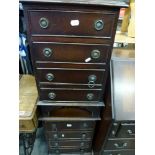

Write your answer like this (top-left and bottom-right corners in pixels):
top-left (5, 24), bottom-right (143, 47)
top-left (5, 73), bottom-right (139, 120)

top-left (21, 0), bottom-right (128, 154)
top-left (102, 121), bottom-right (135, 155)
top-left (44, 121), bottom-right (95, 154)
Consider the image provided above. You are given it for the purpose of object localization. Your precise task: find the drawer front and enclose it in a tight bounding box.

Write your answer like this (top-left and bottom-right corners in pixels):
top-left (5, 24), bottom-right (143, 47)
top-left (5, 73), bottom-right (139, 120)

top-left (46, 131), bottom-right (94, 140)
top-left (105, 139), bottom-right (135, 150)
top-left (49, 140), bottom-right (91, 148)
top-left (109, 122), bottom-right (135, 139)
top-left (29, 10), bottom-right (116, 38)
top-left (36, 69), bottom-right (105, 84)
top-left (39, 83), bottom-right (102, 89)
top-left (32, 42), bottom-right (111, 63)
top-left (103, 150), bottom-right (135, 155)
top-left (44, 121), bottom-right (95, 131)
top-left (39, 106), bottom-right (101, 118)
top-left (48, 147), bottom-right (91, 154)
top-left (39, 89), bottom-right (102, 101)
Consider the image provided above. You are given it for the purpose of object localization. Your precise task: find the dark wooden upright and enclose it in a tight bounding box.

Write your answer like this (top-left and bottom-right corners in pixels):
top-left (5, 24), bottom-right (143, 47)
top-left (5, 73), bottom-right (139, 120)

top-left (20, 0), bottom-right (129, 154)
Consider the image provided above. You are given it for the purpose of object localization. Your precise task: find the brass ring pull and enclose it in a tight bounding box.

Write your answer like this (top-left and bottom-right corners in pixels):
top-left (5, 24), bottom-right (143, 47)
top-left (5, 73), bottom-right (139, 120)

top-left (88, 74), bottom-right (97, 82)
top-left (82, 133), bottom-right (86, 139)
top-left (48, 92), bottom-right (56, 100)
top-left (91, 49), bottom-right (100, 59)
top-left (54, 142), bottom-right (59, 147)
top-left (53, 133), bottom-right (58, 139)
top-left (94, 19), bottom-right (104, 31)
top-left (80, 142), bottom-right (85, 147)
top-left (86, 93), bottom-right (94, 100)
top-left (83, 123), bottom-right (88, 128)
top-left (46, 73), bottom-right (54, 81)
top-left (88, 81), bottom-right (95, 88)
top-left (88, 75), bottom-right (96, 88)
top-left (114, 142), bottom-right (127, 149)
top-left (127, 129), bottom-right (135, 136)
top-left (43, 48), bottom-right (52, 57)
top-left (39, 17), bottom-right (49, 29)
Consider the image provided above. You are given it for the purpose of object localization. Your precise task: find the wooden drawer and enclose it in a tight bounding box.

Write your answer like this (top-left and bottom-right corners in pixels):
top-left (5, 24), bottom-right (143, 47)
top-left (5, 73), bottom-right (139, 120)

top-left (39, 89), bottom-right (102, 101)
top-left (36, 68), bottom-right (105, 85)
top-left (109, 122), bottom-right (135, 139)
top-left (39, 106), bottom-right (101, 118)
top-left (32, 42), bottom-right (111, 63)
top-left (45, 131), bottom-right (94, 140)
top-left (28, 9), bottom-right (117, 38)
top-left (103, 150), bottom-right (135, 155)
top-left (48, 147), bottom-right (91, 154)
top-left (104, 139), bottom-right (135, 150)
top-left (48, 140), bottom-right (91, 148)
top-left (43, 121), bottom-right (95, 131)
top-left (39, 83), bottom-right (102, 89)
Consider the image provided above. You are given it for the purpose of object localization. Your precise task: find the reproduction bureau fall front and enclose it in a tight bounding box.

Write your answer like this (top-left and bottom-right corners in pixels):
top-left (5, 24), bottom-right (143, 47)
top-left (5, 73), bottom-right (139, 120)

top-left (21, 0), bottom-right (128, 154)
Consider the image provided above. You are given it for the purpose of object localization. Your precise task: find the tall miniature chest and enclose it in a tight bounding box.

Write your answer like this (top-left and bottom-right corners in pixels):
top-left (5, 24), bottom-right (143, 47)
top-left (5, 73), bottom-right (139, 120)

top-left (21, 0), bottom-right (128, 154)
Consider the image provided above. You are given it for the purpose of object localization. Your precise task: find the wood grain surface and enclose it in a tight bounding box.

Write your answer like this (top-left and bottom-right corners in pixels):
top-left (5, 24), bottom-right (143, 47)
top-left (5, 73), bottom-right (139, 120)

top-left (19, 75), bottom-right (38, 132)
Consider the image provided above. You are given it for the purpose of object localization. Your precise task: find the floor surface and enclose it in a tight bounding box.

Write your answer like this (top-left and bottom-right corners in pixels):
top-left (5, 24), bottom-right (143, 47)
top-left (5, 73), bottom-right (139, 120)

top-left (19, 127), bottom-right (48, 155)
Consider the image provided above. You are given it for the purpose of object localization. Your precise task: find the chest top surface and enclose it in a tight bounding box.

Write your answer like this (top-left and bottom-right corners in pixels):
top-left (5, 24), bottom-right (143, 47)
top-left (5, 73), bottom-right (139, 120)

top-left (20, 0), bottom-right (129, 7)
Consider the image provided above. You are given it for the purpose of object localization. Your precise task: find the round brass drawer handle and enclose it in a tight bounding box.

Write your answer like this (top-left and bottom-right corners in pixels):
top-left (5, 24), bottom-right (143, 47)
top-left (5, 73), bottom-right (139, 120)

top-left (88, 74), bottom-right (97, 82)
top-left (94, 19), bottom-right (104, 31)
top-left (80, 142), bottom-right (85, 147)
top-left (54, 142), bottom-right (59, 147)
top-left (91, 49), bottom-right (100, 59)
top-left (82, 133), bottom-right (86, 139)
top-left (43, 48), bottom-right (52, 57)
top-left (86, 93), bottom-right (94, 100)
top-left (83, 123), bottom-right (88, 128)
top-left (88, 81), bottom-right (95, 88)
top-left (114, 142), bottom-right (127, 149)
top-left (48, 92), bottom-right (56, 100)
top-left (88, 75), bottom-right (96, 88)
top-left (53, 133), bottom-right (58, 139)
top-left (46, 73), bottom-right (54, 81)
top-left (39, 17), bottom-right (49, 29)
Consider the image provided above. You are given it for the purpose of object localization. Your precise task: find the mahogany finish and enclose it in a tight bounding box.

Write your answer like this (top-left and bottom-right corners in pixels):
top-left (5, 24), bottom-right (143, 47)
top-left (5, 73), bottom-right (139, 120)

top-left (39, 89), bottom-right (102, 101)
top-left (93, 71), bottom-right (113, 153)
top-left (48, 147), bottom-right (91, 154)
top-left (21, 0), bottom-right (127, 153)
top-left (36, 69), bottom-right (106, 84)
top-left (45, 131), bottom-right (94, 140)
top-left (28, 9), bottom-right (116, 38)
top-left (39, 106), bottom-right (101, 118)
top-left (101, 121), bottom-right (135, 155)
top-left (32, 42), bottom-right (111, 63)
top-left (49, 140), bottom-right (91, 148)
top-left (43, 121), bottom-right (95, 131)
top-left (43, 120), bottom-right (96, 153)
